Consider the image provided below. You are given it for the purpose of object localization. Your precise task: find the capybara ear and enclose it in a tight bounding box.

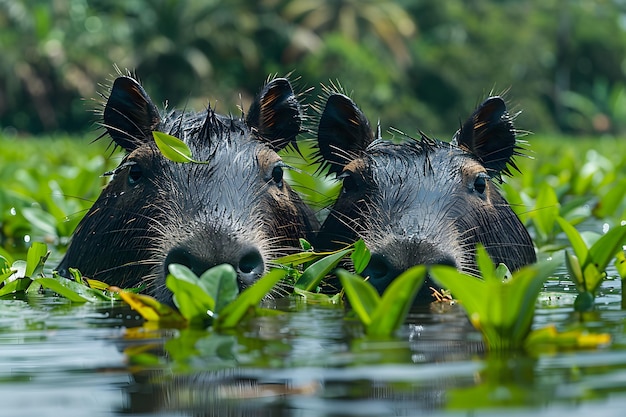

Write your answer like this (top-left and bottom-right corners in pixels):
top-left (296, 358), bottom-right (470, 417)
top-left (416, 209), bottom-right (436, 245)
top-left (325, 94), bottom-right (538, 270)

top-left (103, 76), bottom-right (161, 152)
top-left (318, 94), bottom-right (374, 175)
top-left (454, 96), bottom-right (520, 178)
top-left (246, 77), bottom-right (302, 151)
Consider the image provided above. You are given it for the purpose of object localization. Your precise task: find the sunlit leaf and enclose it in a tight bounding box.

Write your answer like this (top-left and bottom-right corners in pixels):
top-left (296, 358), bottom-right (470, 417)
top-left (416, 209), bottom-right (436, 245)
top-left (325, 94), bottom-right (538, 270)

top-left (85, 278), bottom-right (111, 291)
top-left (525, 325), bottom-right (611, 351)
top-left (25, 242), bottom-right (48, 277)
top-left (35, 277), bottom-right (97, 302)
top-left (153, 131), bottom-right (194, 163)
top-left (273, 251), bottom-right (327, 267)
top-left (295, 248), bottom-right (352, 292)
top-left (337, 269), bottom-right (380, 326)
top-left (117, 290), bottom-right (187, 327)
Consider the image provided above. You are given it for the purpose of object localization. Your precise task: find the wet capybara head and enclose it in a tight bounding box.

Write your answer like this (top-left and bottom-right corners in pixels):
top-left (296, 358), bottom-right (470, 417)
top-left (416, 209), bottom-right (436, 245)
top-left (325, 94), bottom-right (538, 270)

top-left (316, 93), bottom-right (536, 302)
top-left (57, 76), bottom-right (318, 303)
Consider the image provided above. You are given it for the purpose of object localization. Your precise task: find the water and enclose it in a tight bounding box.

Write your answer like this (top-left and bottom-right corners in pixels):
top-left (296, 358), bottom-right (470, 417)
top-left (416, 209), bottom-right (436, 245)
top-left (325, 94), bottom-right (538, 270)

top-left (0, 275), bottom-right (625, 417)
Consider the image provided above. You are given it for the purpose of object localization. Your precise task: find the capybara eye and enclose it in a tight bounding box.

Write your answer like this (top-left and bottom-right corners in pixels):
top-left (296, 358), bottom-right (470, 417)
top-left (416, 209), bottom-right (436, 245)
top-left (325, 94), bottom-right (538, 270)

top-left (473, 173), bottom-right (488, 194)
top-left (271, 165), bottom-right (284, 186)
top-left (341, 172), bottom-right (358, 193)
top-left (128, 163), bottom-right (143, 186)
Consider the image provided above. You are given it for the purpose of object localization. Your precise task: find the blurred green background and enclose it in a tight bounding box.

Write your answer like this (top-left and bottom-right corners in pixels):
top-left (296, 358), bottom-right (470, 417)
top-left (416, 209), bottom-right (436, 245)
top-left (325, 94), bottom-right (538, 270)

top-left (3, 0), bottom-right (626, 260)
top-left (2, 0), bottom-right (626, 138)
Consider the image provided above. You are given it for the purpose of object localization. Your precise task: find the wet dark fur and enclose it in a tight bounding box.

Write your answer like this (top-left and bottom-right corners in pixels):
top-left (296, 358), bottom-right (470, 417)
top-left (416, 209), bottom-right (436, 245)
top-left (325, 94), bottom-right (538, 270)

top-left (316, 93), bottom-right (536, 302)
top-left (57, 76), bottom-right (318, 303)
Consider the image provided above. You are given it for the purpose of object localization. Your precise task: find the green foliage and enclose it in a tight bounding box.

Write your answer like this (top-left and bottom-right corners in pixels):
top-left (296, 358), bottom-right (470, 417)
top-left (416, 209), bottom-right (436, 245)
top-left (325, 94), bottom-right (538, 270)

top-left (338, 265), bottom-right (427, 338)
top-left (153, 131), bottom-right (195, 163)
top-left (273, 239), bottom-right (370, 302)
top-left (430, 246), bottom-right (559, 351)
top-left (557, 217), bottom-right (626, 311)
top-left (158, 263), bottom-right (287, 329)
top-left (0, 136), bottom-right (115, 257)
top-left (4, 1), bottom-right (626, 137)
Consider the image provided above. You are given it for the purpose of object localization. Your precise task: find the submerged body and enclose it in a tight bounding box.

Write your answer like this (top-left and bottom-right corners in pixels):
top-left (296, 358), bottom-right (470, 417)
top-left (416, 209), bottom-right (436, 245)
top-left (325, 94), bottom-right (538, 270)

top-left (58, 76), bottom-right (318, 303)
top-left (316, 93), bottom-right (536, 302)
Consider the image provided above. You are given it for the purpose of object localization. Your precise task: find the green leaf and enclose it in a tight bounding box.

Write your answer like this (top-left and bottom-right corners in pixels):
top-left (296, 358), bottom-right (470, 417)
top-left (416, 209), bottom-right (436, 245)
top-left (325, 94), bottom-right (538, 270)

top-left (475, 245), bottom-right (497, 282)
top-left (166, 264), bottom-right (216, 326)
top-left (273, 251), bottom-right (326, 267)
top-left (0, 256), bottom-right (13, 285)
top-left (556, 217), bottom-right (588, 264)
top-left (581, 262), bottom-right (605, 295)
top-left (0, 259), bottom-right (33, 296)
top-left (299, 238), bottom-right (312, 251)
top-left (564, 249), bottom-right (583, 289)
top-left (293, 287), bottom-right (343, 305)
top-left (532, 184), bottom-right (560, 241)
top-left (153, 131), bottom-right (194, 163)
top-left (495, 263), bottom-right (512, 281)
top-left (337, 269), bottom-right (381, 326)
top-left (525, 325), bottom-right (611, 350)
top-left (295, 248), bottom-right (352, 292)
top-left (616, 251), bottom-right (626, 279)
top-left (430, 258), bottom-right (558, 351)
top-left (351, 239), bottom-right (371, 274)
top-left (505, 261), bottom-right (559, 343)
top-left (35, 277), bottom-right (95, 302)
top-left (587, 223), bottom-right (626, 274)
top-left (429, 266), bottom-right (487, 328)
top-left (25, 242), bottom-right (49, 277)
top-left (368, 265), bottom-right (427, 337)
top-left (198, 264), bottom-right (239, 313)
top-left (0, 275), bottom-right (32, 296)
top-left (216, 268), bottom-right (287, 329)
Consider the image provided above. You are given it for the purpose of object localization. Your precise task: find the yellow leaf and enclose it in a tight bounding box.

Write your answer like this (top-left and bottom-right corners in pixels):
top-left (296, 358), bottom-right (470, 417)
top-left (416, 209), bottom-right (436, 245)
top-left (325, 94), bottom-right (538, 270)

top-left (117, 290), bottom-right (187, 327)
top-left (525, 325), bottom-right (611, 350)
top-left (86, 278), bottom-right (111, 291)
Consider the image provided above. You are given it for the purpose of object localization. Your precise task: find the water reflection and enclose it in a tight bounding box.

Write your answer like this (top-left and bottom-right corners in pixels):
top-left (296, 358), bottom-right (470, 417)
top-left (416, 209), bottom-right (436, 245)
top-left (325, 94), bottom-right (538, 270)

top-left (0, 283), bottom-right (625, 416)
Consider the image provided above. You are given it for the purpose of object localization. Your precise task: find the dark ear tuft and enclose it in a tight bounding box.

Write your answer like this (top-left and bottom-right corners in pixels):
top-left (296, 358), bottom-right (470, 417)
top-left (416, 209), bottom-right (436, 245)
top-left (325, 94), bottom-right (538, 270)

top-left (103, 76), bottom-right (160, 152)
top-left (455, 96), bottom-right (520, 178)
top-left (246, 78), bottom-right (301, 151)
top-left (317, 94), bottom-right (373, 175)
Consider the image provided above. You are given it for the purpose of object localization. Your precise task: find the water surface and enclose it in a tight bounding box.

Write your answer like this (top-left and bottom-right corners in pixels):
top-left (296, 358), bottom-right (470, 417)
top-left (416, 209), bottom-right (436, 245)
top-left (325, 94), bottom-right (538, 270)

top-left (1, 275), bottom-right (625, 417)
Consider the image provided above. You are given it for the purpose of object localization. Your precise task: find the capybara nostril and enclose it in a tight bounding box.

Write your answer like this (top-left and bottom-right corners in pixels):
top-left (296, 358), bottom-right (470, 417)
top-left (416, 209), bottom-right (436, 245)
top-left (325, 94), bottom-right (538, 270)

top-left (237, 248), bottom-right (265, 286)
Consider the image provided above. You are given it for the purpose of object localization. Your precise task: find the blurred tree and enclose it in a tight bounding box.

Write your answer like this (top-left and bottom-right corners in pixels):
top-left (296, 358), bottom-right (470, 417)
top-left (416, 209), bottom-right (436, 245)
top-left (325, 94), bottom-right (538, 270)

top-left (1, 0), bottom-right (626, 136)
